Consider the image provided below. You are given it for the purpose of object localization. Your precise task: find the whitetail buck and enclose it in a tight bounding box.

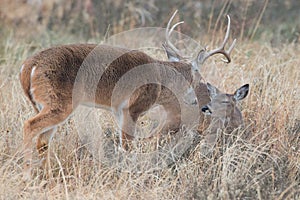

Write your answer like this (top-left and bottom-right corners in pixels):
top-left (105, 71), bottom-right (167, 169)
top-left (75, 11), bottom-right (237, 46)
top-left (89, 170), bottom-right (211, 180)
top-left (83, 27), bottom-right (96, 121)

top-left (20, 10), bottom-right (236, 179)
top-left (200, 83), bottom-right (249, 154)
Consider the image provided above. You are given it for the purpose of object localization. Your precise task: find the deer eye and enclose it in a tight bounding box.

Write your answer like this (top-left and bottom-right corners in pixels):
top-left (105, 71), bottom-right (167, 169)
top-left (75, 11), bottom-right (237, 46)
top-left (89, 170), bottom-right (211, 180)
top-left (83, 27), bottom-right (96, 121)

top-left (221, 101), bottom-right (230, 104)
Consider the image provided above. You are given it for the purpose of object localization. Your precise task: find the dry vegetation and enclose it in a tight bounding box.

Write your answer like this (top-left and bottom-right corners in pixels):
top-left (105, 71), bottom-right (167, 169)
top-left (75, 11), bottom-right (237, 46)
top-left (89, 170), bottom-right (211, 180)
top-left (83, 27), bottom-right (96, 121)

top-left (0, 1), bottom-right (300, 199)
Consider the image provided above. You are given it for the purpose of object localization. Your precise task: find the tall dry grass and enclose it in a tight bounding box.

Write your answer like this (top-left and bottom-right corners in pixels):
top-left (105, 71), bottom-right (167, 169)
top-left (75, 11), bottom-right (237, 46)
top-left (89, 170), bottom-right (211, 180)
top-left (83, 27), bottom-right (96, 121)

top-left (0, 11), bottom-right (300, 200)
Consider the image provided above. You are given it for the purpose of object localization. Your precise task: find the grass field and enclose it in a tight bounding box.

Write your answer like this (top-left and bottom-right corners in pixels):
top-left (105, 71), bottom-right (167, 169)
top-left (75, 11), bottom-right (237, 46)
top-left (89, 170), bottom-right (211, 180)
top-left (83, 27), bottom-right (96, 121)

top-left (0, 12), bottom-right (300, 200)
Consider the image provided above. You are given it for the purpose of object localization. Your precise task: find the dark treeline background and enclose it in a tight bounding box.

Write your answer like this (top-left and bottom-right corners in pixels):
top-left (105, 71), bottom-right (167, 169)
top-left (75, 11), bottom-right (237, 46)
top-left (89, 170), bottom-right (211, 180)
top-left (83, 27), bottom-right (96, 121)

top-left (1, 0), bottom-right (299, 45)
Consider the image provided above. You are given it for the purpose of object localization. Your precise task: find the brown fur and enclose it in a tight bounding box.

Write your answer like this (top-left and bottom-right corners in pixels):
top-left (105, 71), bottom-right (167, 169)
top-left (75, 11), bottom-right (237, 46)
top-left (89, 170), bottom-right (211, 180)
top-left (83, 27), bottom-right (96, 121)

top-left (20, 44), bottom-right (202, 179)
top-left (21, 12), bottom-right (236, 180)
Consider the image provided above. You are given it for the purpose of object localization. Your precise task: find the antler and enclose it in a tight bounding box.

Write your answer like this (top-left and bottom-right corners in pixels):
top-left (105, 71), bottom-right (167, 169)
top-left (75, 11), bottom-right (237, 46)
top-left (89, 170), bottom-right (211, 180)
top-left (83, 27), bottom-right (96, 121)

top-left (197, 15), bottom-right (236, 65)
top-left (165, 10), bottom-right (191, 60)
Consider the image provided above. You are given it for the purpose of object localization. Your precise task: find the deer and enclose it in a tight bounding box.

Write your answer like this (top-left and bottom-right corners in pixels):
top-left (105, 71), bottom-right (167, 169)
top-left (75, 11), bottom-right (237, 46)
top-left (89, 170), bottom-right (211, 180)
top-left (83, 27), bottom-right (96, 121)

top-left (20, 10), bottom-right (236, 180)
top-left (199, 83), bottom-right (249, 155)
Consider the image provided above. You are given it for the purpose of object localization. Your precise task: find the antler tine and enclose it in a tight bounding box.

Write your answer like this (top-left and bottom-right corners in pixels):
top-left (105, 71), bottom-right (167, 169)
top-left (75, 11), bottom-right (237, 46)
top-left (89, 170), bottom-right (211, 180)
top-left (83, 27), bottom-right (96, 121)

top-left (165, 10), bottom-right (188, 59)
top-left (221, 38), bottom-right (236, 62)
top-left (199, 15), bottom-right (236, 64)
top-left (221, 15), bottom-right (231, 47)
top-left (219, 15), bottom-right (237, 62)
top-left (169, 21), bottom-right (184, 37)
top-left (228, 38), bottom-right (237, 53)
top-left (165, 10), bottom-right (180, 53)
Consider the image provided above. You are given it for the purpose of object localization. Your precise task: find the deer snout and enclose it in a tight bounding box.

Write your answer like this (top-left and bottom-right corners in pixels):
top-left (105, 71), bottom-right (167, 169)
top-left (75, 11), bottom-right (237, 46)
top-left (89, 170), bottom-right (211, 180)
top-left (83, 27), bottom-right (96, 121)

top-left (201, 105), bottom-right (212, 115)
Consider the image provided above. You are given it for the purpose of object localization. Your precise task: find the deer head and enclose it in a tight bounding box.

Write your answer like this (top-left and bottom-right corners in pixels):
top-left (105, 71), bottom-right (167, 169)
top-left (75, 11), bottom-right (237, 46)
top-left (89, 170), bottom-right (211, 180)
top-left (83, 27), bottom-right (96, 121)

top-left (202, 83), bottom-right (249, 122)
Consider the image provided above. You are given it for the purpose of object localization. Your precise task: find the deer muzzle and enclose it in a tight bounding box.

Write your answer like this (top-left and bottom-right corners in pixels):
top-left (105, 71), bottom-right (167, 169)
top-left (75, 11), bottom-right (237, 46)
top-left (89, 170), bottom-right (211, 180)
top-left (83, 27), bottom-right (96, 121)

top-left (201, 105), bottom-right (212, 115)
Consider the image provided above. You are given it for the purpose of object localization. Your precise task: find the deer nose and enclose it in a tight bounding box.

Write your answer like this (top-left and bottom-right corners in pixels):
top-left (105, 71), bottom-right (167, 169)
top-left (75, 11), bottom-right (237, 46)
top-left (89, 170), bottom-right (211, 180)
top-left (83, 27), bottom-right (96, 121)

top-left (201, 105), bottom-right (211, 114)
top-left (201, 105), bottom-right (208, 112)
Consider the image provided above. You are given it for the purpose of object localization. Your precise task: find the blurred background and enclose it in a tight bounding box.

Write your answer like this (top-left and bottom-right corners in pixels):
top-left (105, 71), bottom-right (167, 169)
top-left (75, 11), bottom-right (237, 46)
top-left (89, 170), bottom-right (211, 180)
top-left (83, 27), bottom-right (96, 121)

top-left (0, 0), bottom-right (299, 46)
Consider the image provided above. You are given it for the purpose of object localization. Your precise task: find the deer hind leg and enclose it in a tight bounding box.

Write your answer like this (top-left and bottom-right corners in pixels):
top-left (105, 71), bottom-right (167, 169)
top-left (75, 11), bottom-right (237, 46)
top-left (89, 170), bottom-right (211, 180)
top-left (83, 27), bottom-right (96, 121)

top-left (22, 106), bottom-right (72, 180)
top-left (36, 128), bottom-right (56, 159)
top-left (36, 127), bottom-right (57, 177)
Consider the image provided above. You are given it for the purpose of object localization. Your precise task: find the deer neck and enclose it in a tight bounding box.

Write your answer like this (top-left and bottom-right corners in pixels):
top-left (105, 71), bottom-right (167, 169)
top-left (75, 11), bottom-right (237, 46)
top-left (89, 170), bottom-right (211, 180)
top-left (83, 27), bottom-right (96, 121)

top-left (159, 61), bottom-right (194, 84)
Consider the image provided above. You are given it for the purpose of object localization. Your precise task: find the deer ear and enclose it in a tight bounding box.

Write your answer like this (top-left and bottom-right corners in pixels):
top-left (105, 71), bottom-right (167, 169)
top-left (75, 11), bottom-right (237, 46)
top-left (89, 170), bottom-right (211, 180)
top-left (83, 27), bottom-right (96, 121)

top-left (234, 84), bottom-right (249, 101)
top-left (162, 43), bottom-right (180, 62)
top-left (197, 49), bottom-right (206, 64)
top-left (206, 82), bottom-right (220, 99)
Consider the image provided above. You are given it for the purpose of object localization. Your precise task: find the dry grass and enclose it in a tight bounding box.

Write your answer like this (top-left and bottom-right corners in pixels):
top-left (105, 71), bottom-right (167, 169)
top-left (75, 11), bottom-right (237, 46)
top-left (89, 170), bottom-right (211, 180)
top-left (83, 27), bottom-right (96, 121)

top-left (0, 26), bottom-right (300, 199)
